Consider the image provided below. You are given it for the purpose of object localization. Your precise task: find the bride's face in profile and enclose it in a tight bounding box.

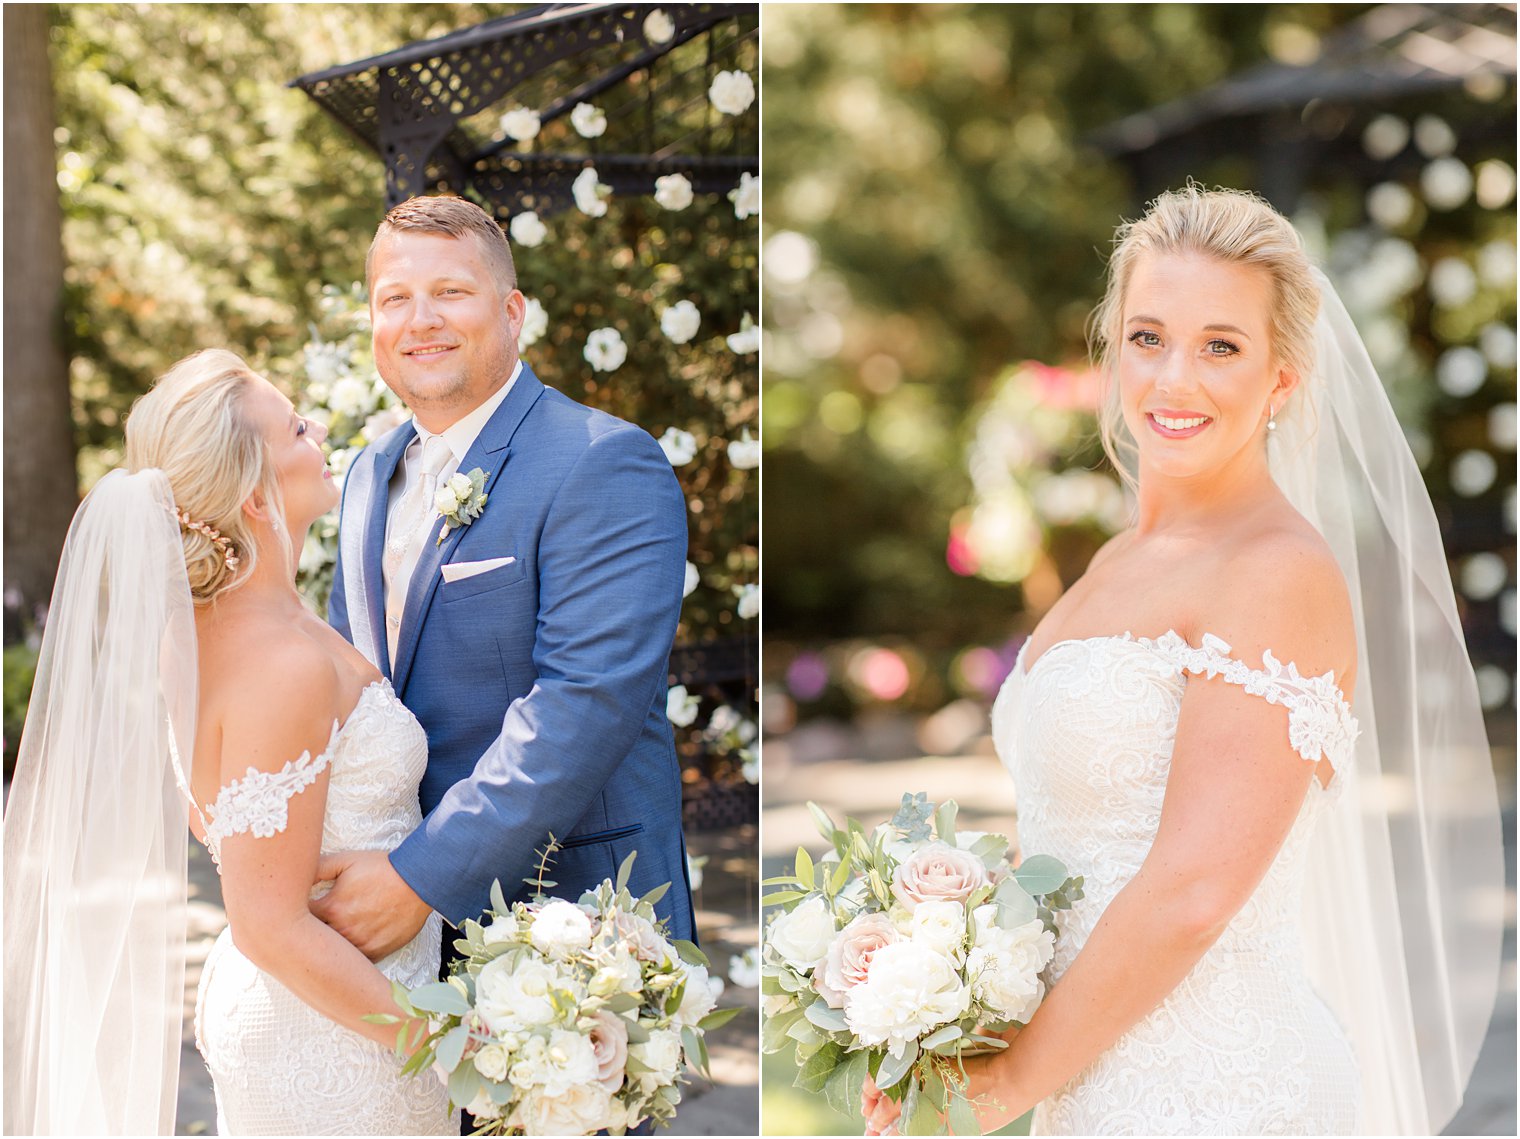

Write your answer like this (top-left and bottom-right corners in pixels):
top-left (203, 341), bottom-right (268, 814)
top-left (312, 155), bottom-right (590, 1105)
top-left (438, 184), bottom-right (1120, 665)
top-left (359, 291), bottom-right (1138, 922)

top-left (241, 375), bottom-right (339, 533)
top-left (1117, 252), bottom-right (1295, 483)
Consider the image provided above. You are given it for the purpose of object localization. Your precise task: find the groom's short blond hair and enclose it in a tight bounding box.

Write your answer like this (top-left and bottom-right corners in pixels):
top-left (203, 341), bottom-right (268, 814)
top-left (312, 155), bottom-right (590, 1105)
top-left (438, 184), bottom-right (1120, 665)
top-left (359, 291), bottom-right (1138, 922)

top-left (366, 195), bottom-right (517, 295)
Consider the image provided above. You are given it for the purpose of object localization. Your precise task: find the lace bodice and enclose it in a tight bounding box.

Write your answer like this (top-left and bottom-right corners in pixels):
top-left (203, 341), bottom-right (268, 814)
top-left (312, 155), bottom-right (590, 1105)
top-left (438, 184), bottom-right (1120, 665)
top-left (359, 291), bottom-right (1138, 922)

top-left (192, 678), bottom-right (454, 1135)
top-left (990, 632), bottom-right (1362, 1135)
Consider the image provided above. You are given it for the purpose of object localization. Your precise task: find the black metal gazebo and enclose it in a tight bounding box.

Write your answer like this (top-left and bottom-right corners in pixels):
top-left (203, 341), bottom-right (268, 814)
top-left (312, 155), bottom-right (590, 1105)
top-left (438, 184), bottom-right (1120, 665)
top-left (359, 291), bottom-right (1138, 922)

top-left (291, 3), bottom-right (758, 220)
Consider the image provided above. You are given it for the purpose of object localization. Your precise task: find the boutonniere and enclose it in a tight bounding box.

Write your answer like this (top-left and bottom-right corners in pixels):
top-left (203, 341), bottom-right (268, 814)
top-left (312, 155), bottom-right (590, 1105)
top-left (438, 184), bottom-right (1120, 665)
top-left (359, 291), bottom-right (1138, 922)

top-left (434, 468), bottom-right (489, 545)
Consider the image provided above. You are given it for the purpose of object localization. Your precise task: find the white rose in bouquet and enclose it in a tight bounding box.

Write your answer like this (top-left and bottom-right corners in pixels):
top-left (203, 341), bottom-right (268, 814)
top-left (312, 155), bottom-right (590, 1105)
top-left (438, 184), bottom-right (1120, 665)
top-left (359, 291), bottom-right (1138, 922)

top-left (605, 907), bottom-right (677, 965)
top-left (708, 70), bottom-right (755, 116)
top-left (588, 948), bottom-right (643, 997)
top-left (465, 1087), bottom-right (506, 1122)
top-left (673, 962), bottom-right (719, 1027)
top-left (533, 1028), bottom-right (601, 1097)
top-left (477, 955), bottom-right (563, 1032)
top-left (518, 1083), bottom-right (614, 1136)
top-left (630, 1027), bottom-right (685, 1090)
top-left (816, 910), bottom-right (897, 1009)
top-left (908, 899), bottom-right (969, 964)
top-left (587, 1009), bottom-right (629, 1093)
top-left (967, 906), bottom-right (1056, 1023)
top-left (843, 940), bottom-right (971, 1056)
top-left (530, 898), bottom-right (595, 958)
top-left (654, 172), bottom-right (694, 211)
top-left (473, 1042), bottom-right (511, 1081)
top-left (481, 912), bottom-right (519, 945)
top-left (891, 840), bottom-right (991, 913)
top-left (767, 894), bottom-right (836, 972)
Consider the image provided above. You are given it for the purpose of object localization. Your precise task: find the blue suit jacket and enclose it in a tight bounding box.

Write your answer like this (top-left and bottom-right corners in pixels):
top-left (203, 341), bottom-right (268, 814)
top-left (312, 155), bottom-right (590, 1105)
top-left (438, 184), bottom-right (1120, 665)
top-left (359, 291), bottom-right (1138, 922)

top-left (329, 364), bottom-right (694, 941)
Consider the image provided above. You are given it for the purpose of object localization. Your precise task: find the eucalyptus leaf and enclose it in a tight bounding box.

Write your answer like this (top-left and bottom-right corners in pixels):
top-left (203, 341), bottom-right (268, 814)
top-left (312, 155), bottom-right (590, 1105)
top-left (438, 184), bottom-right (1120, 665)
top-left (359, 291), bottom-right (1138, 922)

top-left (993, 877), bottom-right (1037, 928)
top-left (873, 1040), bottom-right (917, 1093)
top-left (435, 1024), bottom-right (469, 1073)
top-left (624, 1019), bottom-right (651, 1045)
top-left (890, 792), bottom-right (935, 841)
top-left (697, 1006), bottom-right (743, 1031)
top-left (947, 1090), bottom-right (980, 1136)
top-left (489, 879), bottom-right (507, 916)
top-left (616, 849), bottom-right (638, 893)
top-left (824, 1048), bottom-right (870, 1118)
top-left (786, 1016), bottom-right (823, 1048)
top-left (803, 1000), bottom-right (849, 1033)
top-left (642, 880), bottom-right (670, 907)
top-left (1012, 854), bottom-right (1068, 895)
top-left (906, 1080), bottom-right (942, 1136)
top-left (446, 1060), bottom-right (480, 1110)
top-left (406, 981), bottom-right (472, 1017)
top-left (919, 1024), bottom-right (962, 1051)
top-left (795, 1039), bottom-right (843, 1093)
top-left (969, 833), bottom-right (1010, 867)
top-left (672, 939), bottom-right (710, 968)
top-left (933, 800), bottom-right (958, 845)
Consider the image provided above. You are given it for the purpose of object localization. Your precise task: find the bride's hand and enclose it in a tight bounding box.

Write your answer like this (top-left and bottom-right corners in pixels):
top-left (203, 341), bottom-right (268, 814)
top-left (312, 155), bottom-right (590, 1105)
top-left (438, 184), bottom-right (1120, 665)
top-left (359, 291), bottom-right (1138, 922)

top-left (861, 1074), bottom-right (902, 1136)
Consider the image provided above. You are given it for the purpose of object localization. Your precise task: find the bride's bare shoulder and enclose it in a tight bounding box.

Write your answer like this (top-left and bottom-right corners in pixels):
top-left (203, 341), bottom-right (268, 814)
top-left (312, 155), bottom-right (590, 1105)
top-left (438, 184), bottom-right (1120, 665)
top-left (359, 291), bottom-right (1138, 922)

top-left (1205, 511), bottom-right (1356, 685)
top-left (198, 612), bottom-right (345, 739)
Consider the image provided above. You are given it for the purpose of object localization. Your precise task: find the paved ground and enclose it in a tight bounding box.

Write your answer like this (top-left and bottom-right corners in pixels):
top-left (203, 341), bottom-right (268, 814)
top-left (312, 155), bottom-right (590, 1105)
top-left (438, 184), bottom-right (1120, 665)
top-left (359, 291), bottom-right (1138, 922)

top-left (175, 823), bottom-right (759, 1136)
top-left (761, 713), bottom-right (1518, 1137)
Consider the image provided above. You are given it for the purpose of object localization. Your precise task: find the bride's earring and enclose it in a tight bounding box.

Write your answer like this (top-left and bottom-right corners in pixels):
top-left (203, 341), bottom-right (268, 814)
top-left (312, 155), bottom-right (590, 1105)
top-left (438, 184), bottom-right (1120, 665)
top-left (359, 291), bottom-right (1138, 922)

top-left (1267, 402), bottom-right (1278, 432)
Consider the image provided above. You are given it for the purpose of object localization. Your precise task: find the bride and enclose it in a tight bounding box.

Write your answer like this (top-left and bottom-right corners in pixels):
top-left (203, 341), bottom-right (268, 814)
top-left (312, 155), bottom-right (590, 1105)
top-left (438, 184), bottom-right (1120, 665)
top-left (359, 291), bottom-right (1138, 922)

top-left (864, 186), bottom-right (1503, 1135)
top-left (3, 349), bottom-right (454, 1134)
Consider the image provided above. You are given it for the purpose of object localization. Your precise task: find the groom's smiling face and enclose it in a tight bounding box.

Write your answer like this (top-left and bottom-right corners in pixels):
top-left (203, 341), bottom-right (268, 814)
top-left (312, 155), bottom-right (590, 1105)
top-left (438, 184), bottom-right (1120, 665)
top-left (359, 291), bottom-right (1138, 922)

top-left (368, 230), bottom-right (526, 432)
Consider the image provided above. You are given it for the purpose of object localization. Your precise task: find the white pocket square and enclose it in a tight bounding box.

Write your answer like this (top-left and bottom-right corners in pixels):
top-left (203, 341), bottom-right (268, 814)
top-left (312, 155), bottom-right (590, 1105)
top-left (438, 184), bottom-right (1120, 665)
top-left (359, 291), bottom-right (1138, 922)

top-left (441, 556), bottom-right (516, 583)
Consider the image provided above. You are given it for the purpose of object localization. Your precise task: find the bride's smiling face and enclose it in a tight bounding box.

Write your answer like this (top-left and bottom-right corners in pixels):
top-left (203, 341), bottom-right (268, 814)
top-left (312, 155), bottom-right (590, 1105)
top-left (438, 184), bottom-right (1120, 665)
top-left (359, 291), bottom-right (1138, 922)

top-left (242, 376), bottom-right (338, 531)
top-left (1117, 252), bottom-right (1297, 481)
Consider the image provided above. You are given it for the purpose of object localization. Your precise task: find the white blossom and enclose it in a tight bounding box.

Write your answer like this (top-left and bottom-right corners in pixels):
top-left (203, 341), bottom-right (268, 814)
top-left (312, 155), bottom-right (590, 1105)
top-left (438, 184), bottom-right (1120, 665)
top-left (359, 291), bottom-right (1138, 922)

top-left (327, 375), bottom-right (373, 419)
top-left (500, 106), bottom-right (541, 142)
top-left (729, 171), bottom-right (759, 219)
top-left (708, 70), bottom-right (755, 116)
top-left (572, 166), bottom-right (611, 217)
top-left (570, 102), bottom-right (607, 138)
top-left (660, 299), bottom-right (702, 344)
top-left (643, 8), bottom-right (676, 45)
top-left (529, 899), bottom-right (595, 959)
top-left (628, 1028), bottom-right (684, 1091)
top-left (434, 485), bottom-right (460, 515)
top-left (967, 907), bottom-right (1056, 1024)
top-left (728, 946), bottom-right (760, 988)
top-left (658, 427), bottom-right (698, 466)
top-left (363, 406), bottom-right (408, 443)
top-left (683, 561), bottom-right (700, 598)
top-left (476, 955), bottom-right (564, 1033)
top-left (727, 428), bottom-right (759, 470)
top-left (304, 340), bottom-right (348, 387)
top-left (446, 472), bottom-right (473, 500)
top-left (508, 211), bottom-right (546, 247)
top-left (766, 895), bottom-right (835, 972)
top-left (583, 327), bottom-right (627, 372)
top-left (726, 311), bottom-right (759, 354)
top-left (734, 583), bottom-right (758, 620)
top-left (518, 296), bottom-right (548, 349)
top-left (740, 748), bottom-right (758, 785)
top-left (654, 172), bottom-right (694, 211)
top-left (666, 684), bottom-right (700, 727)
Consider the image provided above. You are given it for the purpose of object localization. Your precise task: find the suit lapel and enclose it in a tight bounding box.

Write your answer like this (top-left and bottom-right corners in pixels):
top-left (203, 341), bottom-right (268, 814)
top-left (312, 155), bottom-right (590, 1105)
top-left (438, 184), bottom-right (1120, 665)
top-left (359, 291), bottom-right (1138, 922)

top-left (345, 422), bottom-right (415, 679)
top-left (392, 368), bottom-right (546, 693)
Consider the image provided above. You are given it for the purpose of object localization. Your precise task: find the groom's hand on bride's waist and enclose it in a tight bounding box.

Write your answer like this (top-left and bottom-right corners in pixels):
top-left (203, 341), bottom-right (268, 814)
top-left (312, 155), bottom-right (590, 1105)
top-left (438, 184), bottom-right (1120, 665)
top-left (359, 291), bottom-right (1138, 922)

top-left (309, 849), bottom-right (432, 961)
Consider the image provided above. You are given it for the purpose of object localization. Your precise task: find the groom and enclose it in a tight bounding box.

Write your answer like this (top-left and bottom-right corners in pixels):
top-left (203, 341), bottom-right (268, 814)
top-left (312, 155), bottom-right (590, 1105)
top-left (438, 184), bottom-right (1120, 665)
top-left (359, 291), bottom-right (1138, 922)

top-left (314, 194), bottom-right (695, 956)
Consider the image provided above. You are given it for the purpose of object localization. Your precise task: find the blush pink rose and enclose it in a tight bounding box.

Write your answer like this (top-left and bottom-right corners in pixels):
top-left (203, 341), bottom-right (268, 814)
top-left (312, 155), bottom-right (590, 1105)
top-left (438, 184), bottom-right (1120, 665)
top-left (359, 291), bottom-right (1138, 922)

top-left (815, 911), bottom-right (898, 1009)
top-left (891, 841), bottom-right (991, 913)
top-left (588, 1009), bottom-right (629, 1093)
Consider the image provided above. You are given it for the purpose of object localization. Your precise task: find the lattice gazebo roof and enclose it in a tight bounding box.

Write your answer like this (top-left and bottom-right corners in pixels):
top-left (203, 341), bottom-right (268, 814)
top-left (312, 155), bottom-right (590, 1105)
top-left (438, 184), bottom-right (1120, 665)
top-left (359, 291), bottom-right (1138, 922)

top-left (291, 3), bottom-right (758, 219)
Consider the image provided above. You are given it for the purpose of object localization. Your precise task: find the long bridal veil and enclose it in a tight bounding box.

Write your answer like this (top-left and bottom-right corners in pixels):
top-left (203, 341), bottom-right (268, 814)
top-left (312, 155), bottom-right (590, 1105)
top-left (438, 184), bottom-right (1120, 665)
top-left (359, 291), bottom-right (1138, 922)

top-left (1269, 269), bottom-right (1504, 1135)
top-left (3, 469), bottom-right (198, 1135)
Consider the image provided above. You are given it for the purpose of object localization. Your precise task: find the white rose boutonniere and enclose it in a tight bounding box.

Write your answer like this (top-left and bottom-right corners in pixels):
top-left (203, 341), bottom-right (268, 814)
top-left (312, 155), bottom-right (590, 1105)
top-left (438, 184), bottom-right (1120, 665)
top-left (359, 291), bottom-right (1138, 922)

top-left (435, 468), bottom-right (489, 545)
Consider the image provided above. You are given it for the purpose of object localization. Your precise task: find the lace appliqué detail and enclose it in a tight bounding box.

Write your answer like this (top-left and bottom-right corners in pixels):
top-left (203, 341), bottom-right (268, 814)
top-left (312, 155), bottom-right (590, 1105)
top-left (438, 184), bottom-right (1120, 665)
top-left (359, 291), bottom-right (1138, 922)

top-left (1143, 631), bottom-right (1359, 783)
top-left (202, 724), bottom-right (338, 866)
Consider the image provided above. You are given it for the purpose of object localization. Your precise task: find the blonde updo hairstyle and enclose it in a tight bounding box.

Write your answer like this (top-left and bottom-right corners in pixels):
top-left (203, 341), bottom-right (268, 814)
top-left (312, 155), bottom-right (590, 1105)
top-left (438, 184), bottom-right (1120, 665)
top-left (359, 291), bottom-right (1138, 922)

top-left (1089, 184), bottom-right (1322, 488)
top-left (124, 348), bottom-right (291, 604)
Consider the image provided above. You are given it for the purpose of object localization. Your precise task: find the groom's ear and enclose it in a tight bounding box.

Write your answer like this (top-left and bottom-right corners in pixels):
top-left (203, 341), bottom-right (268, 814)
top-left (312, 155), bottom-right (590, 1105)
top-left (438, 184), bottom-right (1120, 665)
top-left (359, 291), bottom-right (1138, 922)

top-left (503, 288), bottom-right (526, 343)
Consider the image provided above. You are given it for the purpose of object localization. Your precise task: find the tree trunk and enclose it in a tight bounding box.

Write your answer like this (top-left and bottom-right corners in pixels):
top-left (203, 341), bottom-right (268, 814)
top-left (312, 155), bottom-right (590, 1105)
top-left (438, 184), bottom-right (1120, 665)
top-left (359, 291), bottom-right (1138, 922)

top-left (3, 5), bottom-right (77, 637)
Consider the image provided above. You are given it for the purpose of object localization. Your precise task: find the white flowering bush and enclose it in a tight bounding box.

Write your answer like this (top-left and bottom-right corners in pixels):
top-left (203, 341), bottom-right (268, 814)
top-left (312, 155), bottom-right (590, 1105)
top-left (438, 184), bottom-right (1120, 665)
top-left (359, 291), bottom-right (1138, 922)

top-left (375, 855), bottom-right (739, 1135)
top-left (761, 795), bottom-right (1083, 1135)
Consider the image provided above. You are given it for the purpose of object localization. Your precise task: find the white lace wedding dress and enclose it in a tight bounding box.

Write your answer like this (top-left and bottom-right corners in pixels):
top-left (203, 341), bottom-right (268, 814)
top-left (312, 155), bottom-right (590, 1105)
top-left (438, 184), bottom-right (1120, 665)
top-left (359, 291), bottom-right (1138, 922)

top-left (190, 678), bottom-right (456, 1135)
top-left (991, 631), bottom-right (1362, 1135)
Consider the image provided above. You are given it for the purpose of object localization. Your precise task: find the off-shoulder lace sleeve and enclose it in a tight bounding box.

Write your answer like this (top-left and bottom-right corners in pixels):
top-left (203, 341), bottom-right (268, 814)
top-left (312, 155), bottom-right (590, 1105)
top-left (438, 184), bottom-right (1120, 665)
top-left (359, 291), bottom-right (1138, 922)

top-left (1145, 631), bottom-right (1359, 782)
top-left (201, 724), bottom-right (339, 865)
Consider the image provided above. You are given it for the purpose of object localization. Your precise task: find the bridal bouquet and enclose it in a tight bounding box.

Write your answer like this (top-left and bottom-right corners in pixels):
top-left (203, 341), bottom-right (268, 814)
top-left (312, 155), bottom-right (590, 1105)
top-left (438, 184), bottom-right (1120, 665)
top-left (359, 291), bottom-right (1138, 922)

top-left (761, 794), bottom-right (1082, 1135)
top-left (374, 852), bottom-right (738, 1135)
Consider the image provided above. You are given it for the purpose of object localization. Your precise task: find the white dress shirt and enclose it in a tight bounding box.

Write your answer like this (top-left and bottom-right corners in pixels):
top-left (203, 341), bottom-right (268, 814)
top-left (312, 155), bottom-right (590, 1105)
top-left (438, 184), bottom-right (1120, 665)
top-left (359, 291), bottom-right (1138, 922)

top-left (383, 360), bottom-right (522, 662)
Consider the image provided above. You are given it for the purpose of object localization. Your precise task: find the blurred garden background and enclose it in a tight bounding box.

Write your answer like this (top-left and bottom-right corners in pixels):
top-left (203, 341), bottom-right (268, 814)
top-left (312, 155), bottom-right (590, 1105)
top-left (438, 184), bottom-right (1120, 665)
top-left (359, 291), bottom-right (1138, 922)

top-left (3, 3), bottom-right (758, 1132)
top-left (759, 3), bottom-right (1516, 1134)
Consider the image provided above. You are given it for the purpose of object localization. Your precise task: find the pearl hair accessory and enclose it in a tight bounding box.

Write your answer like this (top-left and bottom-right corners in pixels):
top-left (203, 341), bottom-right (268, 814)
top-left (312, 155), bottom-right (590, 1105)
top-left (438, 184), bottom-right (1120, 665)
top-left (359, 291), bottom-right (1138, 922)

top-left (171, 507), bottom-right (240, 571)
